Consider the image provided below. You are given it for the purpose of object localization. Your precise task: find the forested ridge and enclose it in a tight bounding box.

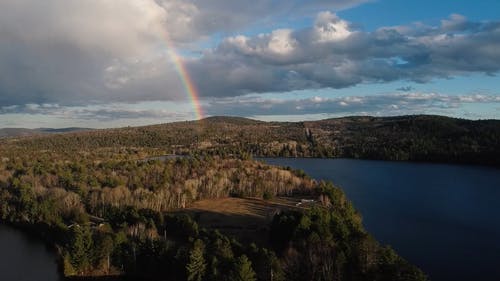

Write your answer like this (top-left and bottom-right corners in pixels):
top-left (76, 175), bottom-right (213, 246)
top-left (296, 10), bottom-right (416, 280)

top-left (0, 127), bottom-right (90, 138)
top-left (5, 115), bottom-right (499, 166)
top-left (0, 121), bottom-right (429, 281)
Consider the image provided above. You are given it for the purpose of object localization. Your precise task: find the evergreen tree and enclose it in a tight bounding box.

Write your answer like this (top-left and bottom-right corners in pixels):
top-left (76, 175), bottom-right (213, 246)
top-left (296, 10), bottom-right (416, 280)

top-left (206, 256), bottom-right (219, 281)
top-left (230, 255), bottom-right (257, 281)
top-left (69, 225), bottom-right (93, 273)
top-left (186, 239), bottom-right (207, 281)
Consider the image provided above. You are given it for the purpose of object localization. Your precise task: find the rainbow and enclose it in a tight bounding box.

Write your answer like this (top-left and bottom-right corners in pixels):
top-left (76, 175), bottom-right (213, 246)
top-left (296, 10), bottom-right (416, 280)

top-left (162, 35), bottom-right (204, 120)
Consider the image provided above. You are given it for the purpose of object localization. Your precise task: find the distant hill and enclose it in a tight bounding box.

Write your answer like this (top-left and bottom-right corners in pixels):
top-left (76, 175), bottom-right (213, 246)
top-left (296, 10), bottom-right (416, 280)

top-left (0, 127), bottom-right (91, 138)
top-left (201, 115), bottom-right (264, 125)
top-left (6, 115), bottom-right (500, 165)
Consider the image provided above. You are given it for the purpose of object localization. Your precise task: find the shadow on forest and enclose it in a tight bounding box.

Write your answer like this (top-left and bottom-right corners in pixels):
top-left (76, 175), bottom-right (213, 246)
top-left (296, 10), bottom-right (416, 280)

top-left (65, 276), bottom-right (126, 281)
top-left (65, 276), bottom-right (161, 281)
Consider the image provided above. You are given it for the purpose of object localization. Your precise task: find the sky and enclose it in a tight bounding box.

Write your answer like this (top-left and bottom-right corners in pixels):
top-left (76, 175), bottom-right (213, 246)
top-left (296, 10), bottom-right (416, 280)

top-left (0, 0), bottom-right (499, 128)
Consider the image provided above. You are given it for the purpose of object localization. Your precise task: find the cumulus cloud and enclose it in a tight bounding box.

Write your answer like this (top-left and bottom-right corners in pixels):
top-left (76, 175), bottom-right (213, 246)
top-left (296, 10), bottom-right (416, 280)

top-left (190, 13), bottom-right (500, 97)
top-left (314, 11), bottom-right (352, 42)
top-left (155, 0), bottom-right (370, 42)
top-left (0, 0), bottom-right (371, 108)
top-left (0, 0), bottom-right (499, 112)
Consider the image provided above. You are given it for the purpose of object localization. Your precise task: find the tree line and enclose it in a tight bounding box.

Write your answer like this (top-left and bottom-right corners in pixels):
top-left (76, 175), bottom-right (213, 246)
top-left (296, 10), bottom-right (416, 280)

top-left (4, 115), bottom-right (499, 166)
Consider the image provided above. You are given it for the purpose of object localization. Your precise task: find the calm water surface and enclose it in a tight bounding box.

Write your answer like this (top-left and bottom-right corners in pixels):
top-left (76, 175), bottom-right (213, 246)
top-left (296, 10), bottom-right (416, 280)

top-left (261, 158), bottom-right (500, 281)
top-left (0, 224), bottom-right (61, 281)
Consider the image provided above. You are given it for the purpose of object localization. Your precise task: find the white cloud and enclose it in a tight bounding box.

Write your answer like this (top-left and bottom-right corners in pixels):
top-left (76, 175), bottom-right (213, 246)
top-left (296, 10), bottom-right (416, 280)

top-left (268, 29), bottom-right (298, 55)
top-left (0, 0), bottom-right (499, 117)
top-left (154, 0), bottom-right (370, 43)
top-left (314, 12), bottom-right (352, 42)
top-left (0, 0), bottom-right (372, 108)
top-left (2, 92), bottom-right (498, 127)
top-left (190, 13), bottom-right (500, 98)
top-left (441, 14), bottom-right (468, 31)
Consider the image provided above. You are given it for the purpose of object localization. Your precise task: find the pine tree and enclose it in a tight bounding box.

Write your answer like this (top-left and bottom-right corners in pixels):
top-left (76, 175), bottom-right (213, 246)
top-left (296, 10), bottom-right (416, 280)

top-left (230, 255), bottom-right (257, 281)
top-left (69, 225), bottom-right (93, 273)
top-left (186, 239), bottom-right (207, 281)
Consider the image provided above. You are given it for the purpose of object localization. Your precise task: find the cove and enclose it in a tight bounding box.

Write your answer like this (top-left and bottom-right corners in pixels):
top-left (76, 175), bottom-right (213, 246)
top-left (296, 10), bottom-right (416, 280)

top-left (0, 224), bottom-right (61, 281)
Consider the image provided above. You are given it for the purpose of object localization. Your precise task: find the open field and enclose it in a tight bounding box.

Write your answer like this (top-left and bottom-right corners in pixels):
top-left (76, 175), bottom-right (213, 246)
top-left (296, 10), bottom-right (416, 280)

top-left (181, 197), bottom-right (315, 245)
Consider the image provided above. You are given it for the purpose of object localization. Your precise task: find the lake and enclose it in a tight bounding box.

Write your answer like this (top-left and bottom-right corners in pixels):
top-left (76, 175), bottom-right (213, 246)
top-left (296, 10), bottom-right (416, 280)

top-left (260, 158), bottom-right (500, 281)
top-left (0, 224), bottom-right (61, 281)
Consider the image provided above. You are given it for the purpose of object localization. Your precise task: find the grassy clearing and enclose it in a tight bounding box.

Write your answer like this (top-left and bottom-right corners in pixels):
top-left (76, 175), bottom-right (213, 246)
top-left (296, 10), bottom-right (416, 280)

top-left (180, 197), bottom-right (311, 245)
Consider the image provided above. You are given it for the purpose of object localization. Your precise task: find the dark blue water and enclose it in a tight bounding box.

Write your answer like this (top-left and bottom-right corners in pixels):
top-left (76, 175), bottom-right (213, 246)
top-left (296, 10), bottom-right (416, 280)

top-left (261, 158), bottom-right (500, 281)
top-left (0, 224), bottom-right (61, 281)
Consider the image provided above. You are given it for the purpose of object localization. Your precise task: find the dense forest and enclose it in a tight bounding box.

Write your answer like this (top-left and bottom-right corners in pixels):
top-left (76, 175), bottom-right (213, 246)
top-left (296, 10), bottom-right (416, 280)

top-left (4, 115), bottom-right (499, 166)
top-left (0, 127), bottom-right (427, 280)
top-left (1, 114), bottom-right (496, 280)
